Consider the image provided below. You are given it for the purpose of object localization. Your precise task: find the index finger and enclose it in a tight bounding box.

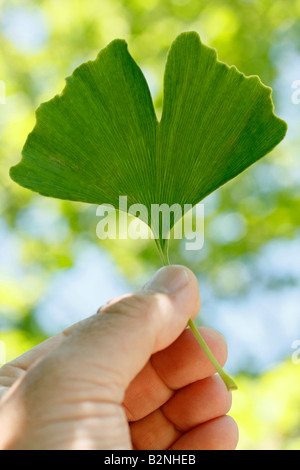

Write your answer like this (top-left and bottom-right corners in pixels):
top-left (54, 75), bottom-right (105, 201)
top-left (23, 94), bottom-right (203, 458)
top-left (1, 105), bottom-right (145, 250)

top-left (0, 334), bottom-right (64, 400)
top-left (123, 326), bottom-right (228, 422)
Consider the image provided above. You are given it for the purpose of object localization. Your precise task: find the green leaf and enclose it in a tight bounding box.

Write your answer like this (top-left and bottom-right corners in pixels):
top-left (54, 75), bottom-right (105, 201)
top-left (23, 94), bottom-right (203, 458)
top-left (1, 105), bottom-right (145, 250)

top-left (10, 32), bottom-right (287, 252)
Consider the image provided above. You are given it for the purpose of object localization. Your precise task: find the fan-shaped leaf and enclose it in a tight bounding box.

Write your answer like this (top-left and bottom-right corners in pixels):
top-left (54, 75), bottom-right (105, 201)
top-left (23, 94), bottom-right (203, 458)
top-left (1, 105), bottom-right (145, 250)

top-left (10, 32), bottom-right (287, 252)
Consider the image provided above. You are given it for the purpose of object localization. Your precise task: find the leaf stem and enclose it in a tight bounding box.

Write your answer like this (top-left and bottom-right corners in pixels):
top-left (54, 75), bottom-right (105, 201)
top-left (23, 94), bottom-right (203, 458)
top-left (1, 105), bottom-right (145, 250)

top-left (187, 318), bottom-right (237, 391)
top-left (159, 240), bottom-right (237, 392)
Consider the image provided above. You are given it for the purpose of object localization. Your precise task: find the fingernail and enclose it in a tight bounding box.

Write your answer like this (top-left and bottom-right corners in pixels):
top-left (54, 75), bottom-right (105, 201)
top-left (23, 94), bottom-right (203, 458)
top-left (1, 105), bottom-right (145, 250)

top-left (143, 265), bottom-right (189, 294)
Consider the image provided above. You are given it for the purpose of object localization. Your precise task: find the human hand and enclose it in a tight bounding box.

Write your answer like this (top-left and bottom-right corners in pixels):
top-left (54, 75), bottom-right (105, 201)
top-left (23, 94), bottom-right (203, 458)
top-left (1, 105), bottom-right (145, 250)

top-left (0, 265), bottom-right (238, 450)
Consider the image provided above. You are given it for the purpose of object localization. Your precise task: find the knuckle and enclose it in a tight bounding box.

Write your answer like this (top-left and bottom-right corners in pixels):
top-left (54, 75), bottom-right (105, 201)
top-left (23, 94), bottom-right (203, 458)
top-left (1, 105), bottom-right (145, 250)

top-left (101, 291), bottom-right (172, 326)
top-left (224, 416), bottom-right (239, 449)
top-left (214, 376), bottom-right (233, 413)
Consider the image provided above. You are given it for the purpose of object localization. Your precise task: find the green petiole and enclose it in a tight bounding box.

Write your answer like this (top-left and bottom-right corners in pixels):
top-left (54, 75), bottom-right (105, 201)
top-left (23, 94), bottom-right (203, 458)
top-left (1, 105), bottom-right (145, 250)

top-left (187, 318), bottom-right (238, 391)
top-left (157, 240), bottom-right (238, 392)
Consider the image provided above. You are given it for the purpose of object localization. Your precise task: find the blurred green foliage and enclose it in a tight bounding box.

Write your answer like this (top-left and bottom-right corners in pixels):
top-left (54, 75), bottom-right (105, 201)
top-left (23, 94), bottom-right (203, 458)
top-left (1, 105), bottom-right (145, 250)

top-left (0, 0), bottom-right (300, 450)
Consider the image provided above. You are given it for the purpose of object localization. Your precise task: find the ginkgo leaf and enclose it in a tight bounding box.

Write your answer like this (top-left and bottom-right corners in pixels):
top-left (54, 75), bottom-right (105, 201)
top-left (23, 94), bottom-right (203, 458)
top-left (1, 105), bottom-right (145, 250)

top-left (10, 31), bottom-right (287, 255)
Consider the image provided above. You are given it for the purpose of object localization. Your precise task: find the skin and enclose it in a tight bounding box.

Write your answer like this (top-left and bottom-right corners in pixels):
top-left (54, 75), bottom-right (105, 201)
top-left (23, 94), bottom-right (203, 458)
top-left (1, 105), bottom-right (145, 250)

top-left (0, 265), bottom-right (238, 450)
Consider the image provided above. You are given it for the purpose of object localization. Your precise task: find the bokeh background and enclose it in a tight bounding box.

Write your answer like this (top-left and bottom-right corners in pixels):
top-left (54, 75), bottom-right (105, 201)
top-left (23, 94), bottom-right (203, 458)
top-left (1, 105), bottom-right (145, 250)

top-left (0, 0), bottom-right (300, 450)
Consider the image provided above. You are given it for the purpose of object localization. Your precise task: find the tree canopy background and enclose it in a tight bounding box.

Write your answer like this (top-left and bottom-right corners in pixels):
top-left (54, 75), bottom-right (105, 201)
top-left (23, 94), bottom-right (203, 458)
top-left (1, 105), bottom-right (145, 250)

top-left (0, 0), bottom-right (300, 450)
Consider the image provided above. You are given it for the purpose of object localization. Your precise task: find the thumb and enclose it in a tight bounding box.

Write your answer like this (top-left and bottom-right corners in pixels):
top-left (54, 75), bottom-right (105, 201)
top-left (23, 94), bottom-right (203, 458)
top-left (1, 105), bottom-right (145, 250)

top-left (60, 265), bottom-right (201, 400)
